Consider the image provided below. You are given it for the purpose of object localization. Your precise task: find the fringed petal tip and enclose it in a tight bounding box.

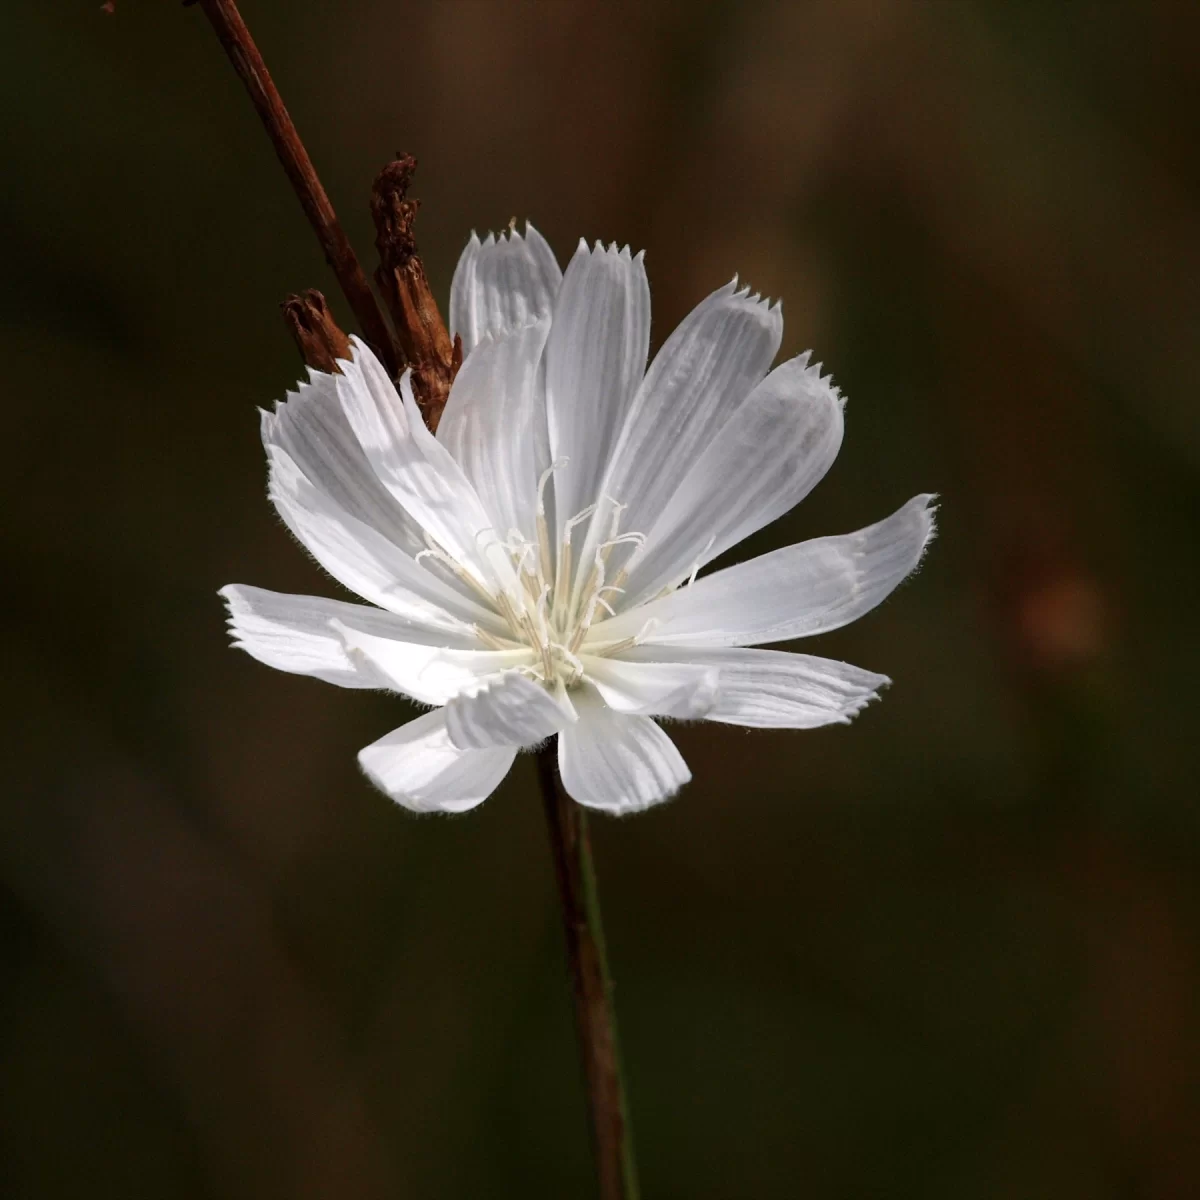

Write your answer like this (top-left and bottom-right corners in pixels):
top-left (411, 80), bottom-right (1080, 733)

top-left (716, 276), bottom-right (781, 315)
top-left (911, 493), bottom-right (940, 554)
top-left (452, 223), bottom-right (563, 353)
top-left (578, 239), bottom-right (644, 263)
top-left (786, 353), bottom-right (842, 407)
top-left (472, 220), bottom-right (541, 246)
top-left (837, 683), bottom-right (889, 724)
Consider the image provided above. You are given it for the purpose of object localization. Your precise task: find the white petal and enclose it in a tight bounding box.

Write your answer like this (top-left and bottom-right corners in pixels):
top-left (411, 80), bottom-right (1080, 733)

top-left (450, 223), bottom-right (562, 355)
top-left (359, 709), bottom-right (515, 814)
top-left (335, 339), bottom-right (517, 595)
top-left (331, 620), bottom-right (534, 706)
top-left (545, 241), bottom-right (650, 546)
top-left (261, 366), bottom-right (425, 557)
top-left (591, 494), bottom-right (937, 647)
top-left (580, 655), bottom-right (720, 719)
top-left (557, 686), bottom-right (690, 815)
top-left (435, 318), bottom-right (551, 542)
top-left (614, 645), bottom-right (889, 728)
top-left (444, 671), bottom-right (576, 750)
top-left (219, 584), bottom-right (482, 688)
top-left (618, 353), bottom-right (845, 608)
top-left (590, 281), bottom-right (781, 564)
top-left (267, 446), bottom-right (505, 634)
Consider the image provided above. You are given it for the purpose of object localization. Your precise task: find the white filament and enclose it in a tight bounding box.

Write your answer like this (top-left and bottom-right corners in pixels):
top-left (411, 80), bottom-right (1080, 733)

top-left (435, 495), bottom-right (650, 688)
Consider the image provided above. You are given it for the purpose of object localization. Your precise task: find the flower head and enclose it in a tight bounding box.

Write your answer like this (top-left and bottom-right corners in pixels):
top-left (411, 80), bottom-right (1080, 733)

top-left (221, 226), bottom-right (935, 814)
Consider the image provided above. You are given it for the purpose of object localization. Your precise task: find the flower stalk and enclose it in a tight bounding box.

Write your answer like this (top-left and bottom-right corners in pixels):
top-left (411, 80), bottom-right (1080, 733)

top-left (193, 0), bottom-right (403, 376)
top-left (191, 3), bottom-right (640, 1193)
top-left (537, 744), bottom-right (639, 1200)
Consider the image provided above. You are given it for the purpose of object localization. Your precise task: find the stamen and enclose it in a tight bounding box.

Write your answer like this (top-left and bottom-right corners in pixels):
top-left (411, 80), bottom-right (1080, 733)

top-left (634, 617), bottom-right (660, 643)
top-left (573, 559), bottom-right (599, 619)
top-left (553, 539), bottom-right (572, 628)
top-left (548, 642), bottom-right (585, 683)
top-left (536, 510), bottom-right (553, 595)
top-left (600, 495), bottom-right (627, 540)
top-left (499, 528), bottom-right (533, 564)
top-left (583, 635), bottom-right (639, 658)
top-left (479, 480), bottom-right (658, 693)
top-left (534, 460), bottom-right (565, 595)
top-left (474, 625), bottom-right (522, 651)
top-left (417, 534), bottom-right (497, 606)
top-left (563, 504), bottom-right (598, 537)
top-left (568, 550), bottom-right (609, 652)
top-left (569, 610), bottom-right (595, 653)
top-left (571, 595), bottom-right (609, 654)
top-left (585, 615), bottom-right (659, 659)
top-left (597, 532), bottom-right (646, 554)
top-left (536, 459), bottom-right (567, 516)
top-left (509, 538), bottom-right (537, 578)
top-left (574, 501), bottom-right (635, 610)
top-left (530, 627), bottom-right (555, 678)
top-left (496, 587), bottom-right (553, 677)
top-left (521, 567), bottom-right (543, 608)
top-left (494, 590), bottom-right (524, 637)
top-left (605, 566), bottom-right (631, 597)
top-left (552, 505), bottom-right (595, 627)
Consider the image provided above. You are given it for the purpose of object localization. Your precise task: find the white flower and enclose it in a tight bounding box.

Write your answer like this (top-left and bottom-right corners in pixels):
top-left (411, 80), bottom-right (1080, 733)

top-left (221, 226), bottom-right (935, 815)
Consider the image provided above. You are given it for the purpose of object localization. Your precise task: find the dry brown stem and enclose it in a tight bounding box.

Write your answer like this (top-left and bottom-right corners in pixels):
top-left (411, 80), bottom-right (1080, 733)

top-left (370, 156), bottom-right (461, 430)
top-left (195, 0), bottom-right (402, 377)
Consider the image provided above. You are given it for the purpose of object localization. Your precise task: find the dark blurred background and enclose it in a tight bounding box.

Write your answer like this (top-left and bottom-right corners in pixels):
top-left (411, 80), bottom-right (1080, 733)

top-left (4, 2), bottom-right (1199, 1197)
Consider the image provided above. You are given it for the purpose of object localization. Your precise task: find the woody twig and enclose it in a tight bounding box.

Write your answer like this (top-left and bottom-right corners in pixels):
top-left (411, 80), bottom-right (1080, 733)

top-left (193, 0), bottom-right (401, 376)
top-left (370, 156), bottom-right (461, 429)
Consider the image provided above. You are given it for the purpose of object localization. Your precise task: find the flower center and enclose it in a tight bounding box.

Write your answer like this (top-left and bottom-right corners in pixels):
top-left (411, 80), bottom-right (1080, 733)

top-left (417, 463), bottom-right (649, 689)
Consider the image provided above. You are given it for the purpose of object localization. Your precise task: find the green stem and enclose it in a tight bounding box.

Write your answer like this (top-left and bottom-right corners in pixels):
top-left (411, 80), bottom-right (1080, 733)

top-left (536, 743), bottom-right (639, 1200)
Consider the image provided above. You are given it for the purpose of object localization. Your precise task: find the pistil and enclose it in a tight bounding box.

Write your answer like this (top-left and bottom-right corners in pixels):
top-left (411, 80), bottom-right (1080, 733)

top-left (423, 490), bottom-right (649, 690)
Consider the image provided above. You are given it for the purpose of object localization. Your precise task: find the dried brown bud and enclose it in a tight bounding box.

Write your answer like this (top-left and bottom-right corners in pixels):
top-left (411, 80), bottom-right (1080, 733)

top-left (371, 156), bottom-right (420, 265)
top-left (370, 155), bottom-right (457, 431)
top-left (281, 289), bottom-right (352, 374)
